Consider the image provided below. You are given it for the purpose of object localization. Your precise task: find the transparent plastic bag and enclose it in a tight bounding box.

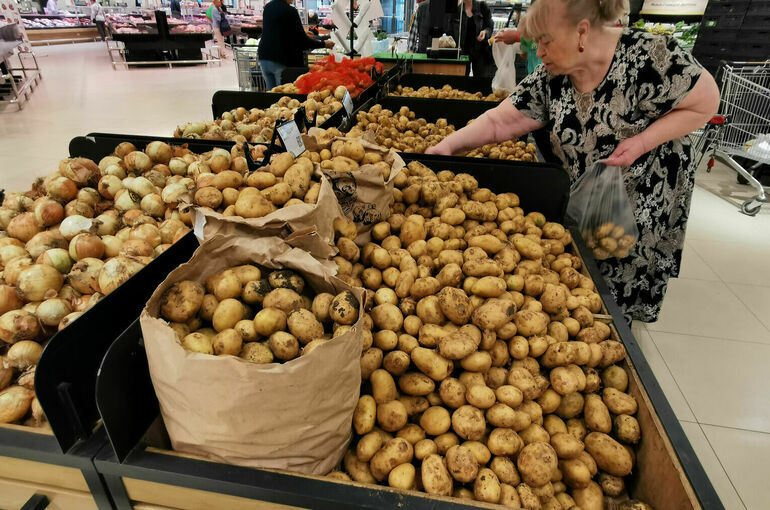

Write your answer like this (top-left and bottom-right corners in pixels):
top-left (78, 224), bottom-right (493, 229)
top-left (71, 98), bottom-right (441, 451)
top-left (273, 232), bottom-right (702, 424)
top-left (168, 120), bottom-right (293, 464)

top-left (566, 163), bottom-right (639, 260)
top-left (491, 41), bottom-right (518, 94)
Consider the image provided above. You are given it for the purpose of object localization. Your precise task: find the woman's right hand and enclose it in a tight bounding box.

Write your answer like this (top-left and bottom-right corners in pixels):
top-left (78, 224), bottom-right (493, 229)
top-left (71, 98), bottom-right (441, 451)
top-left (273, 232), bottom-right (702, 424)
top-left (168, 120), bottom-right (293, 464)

top-left (425, 143), bottom-right (451, 156)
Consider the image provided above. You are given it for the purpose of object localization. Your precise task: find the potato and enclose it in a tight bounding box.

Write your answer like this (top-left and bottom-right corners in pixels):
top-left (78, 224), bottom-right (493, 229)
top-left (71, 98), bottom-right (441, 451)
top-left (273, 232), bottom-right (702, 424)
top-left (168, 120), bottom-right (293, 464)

top-left (495, 385), bottom-right (524, 408)
top-left (507, 367), bottom-right (539, 400)
top-left (598, 472), bottom-right (625, 497)
top-left (252, 307), bottom-right (286, 337)
top-left (550, 366), bottom-right (579, 396)
top-left (614, 414), bottom-right (641, 444)
top-left (471, 276), bottom-right (506, 298)
top-left (383, 351), bottom-right (410, 376)
top-left (262, 288), bottom-right (303, 315)
top-left (560, 458), bottom-right (592, 489)
top-left (516, 483), bottom-right (540, 510)
top-left (370, 437), bottom-right (414, 481)
top-left (599, 340), bottom-right (626, 367)
top-left (212, 298), bottom-right (244, 332)
top-left (618, 500), bottom-right (655, 510)
top-left (357, 431), bottom-right (383, 462)
top-left (463, 258), bottom-right (503, 277)
top-left (436, 287), bottom-right (472, 325)
top-left (414, 438), bottom-right (438, 460)
top-left (160, 281), bottom-right (204, 322)
top-left (371, 369), bottom-right (397, 403)
top-left (584, 432), bottom-right (633, 476)
top-left (377, 400), bottom-right (408, 432)
top-left (397, 423), bottom-right (426, 444)
top-left (572, 481), bottom-right (603, 510)
top-left (556, 392), bottom-right (585, 419)
top-left (286, 308), bottom-right (324, 344)
top-left (602, 365), bottom-right (629, 392)
top-left (181, 332), bottom-right (213, 354)
top-left (398, 372), bottom-right (435, 396)
top-left (513, 236), bottom-right (544, 259)
top-left (239, 342), bottom-right (274, 363)
top-left (517, 442), bottom-right (558, 487)
top-left (234, 188), bottom-right (273, 218)
top-left (360, 347), bottom-right (383, 379)
top-left (537, 389), bottom-right (562, 414)
top-left (452, 405), bottom-right (486, 441)
top-left (353, 395), bottom-right (377, 435)
top-left (212, 328), bottom-right (242, 356)
top-left (344, 450), bottom-right (376, 483)
top-left (550, 432), bottom-right (584, 459)
top-left (268, 331), bottom-right (299, 360)
top-left (437, 378), bottom-right (465, 408)
top-left (330, 290), bottom-right (360, 325)
top-left (514, 309), bottom-right (549, 337)
top-left (411, 347), bottom-right (453, 381)
top-left (421, 454), bottom-right (453, 496)
top-left (388, 463), bottom-right (416, 490)
top-left (603, 387), bottom-right (638, 415)
top-left (444, 445), bottom-right (479, 483)
top-left (472, 298), bottom-right (517, 331)
top-left (471, 468), bottom-right (501, 503)
top-left (241, 279), bottom-right (271, 305)
top-left (499, 483), bottom-right (522, 508)
top-left (488, 428), bottom-right (523, 457)
top-left (465, 384), bottom-right (496, 409)
top-left (194, 187), bottom-right (223, 208)
top-left (371, 303), bottom-right (404, 331)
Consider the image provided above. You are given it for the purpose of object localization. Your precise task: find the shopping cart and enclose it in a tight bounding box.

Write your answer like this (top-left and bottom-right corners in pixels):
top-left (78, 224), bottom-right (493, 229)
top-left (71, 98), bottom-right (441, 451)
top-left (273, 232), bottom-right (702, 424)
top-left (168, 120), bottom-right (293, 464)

top-left (233, 45), bottom-right (266, 92)
top-left (694, 60), bottom-right (770, 216)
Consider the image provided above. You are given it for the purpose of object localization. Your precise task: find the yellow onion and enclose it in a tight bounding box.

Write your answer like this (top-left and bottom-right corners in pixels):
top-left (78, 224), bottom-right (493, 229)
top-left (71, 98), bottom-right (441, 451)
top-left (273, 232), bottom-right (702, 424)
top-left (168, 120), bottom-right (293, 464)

top-left (169, 157), bottom-right (188, 176)
top-left (59, 215), bottom-right (94, 240)
top-left (3, 256), bottom-right (33, 285)
top-left (36, 298), bottom-right (72, 327)
top-left (128, 176), bottom-right (157, 198)
top-left (93, 211), bottom-right (120, 236)
top-left (58, 311), bottom-right (83, 330)
top-left (0, 244), bottom-right (29, 268)
top-left (0, 386), bottom-right (34, 424)
top-left (114, 189), bottom-right (141, 212)
top-left (0, 358), bottom-right (12, 390)
top-left (68, 233), bottom-right (105, 261)
top-left (3, 192), bottom-right (33, 212)
top-left (124, 151), bottom-right (152, 172)
top-left (0, 238), bottom-right (24, 248)
top-left (114, 142), bottom-right (137, 159)
top-left (187, 161), bottom-right (211, 177)
top-left (64, 200), bottom-right (94, 219)
top-left (159, 219), bottom-right (187, 244)
top-left (0, 209), bottom-right (18, 230)
top-left (17, 366), bottom-right (35, 389)
top-left (33, 199), bottom-right (64, 227)
top-left (145, 167), bottom-right (170, 188)
top-left (161, 182), bottom-right (191, 205)
top-left (115, 227), bottom-right (131, 242)
top-left (0, 309), bottom-right (40, 343)
top-left (145, 141), bottom-right (173, 164)
top-left (102, 236), bottom-right (124, 258)
top-left (122, 176), bottom-right (135, 189)
top-left (6, 340), bottom-right (43, 369)
top-left (60, 158), bottom-right (100, 187)
top-left (7, 213), bottom-right (41, 243)
top-left (77, 187), bottom-right (100, 206)
top-left (98, 155), bottom-right (122, 173)
top-left (130, 224), bottom-right (162, 249)
top-left (26, 230), bottom-right (67, 259)
top-left (17, 264), bottom-right (64, 301)
top-left (154, 244), bottom-right (171, 256)
top-left (141, 193), bottom-right (165, 218)
top-left (46, 176), bottom-right (78, 202)
top-left (22, 302), bottom-right (40, 315)
top-left (37, 248), bottom-right (73, 274)
top-left (0, 285), bottom-right (24, 315)
top-left (172, 228), bottom-right (189, 243)
top-left (122, 210), bottom-right (154, 227)
top-left (98, 175), bottom-right (123, 200)
top-left (98, 256), bottom-right (145, 294)
top-left (31, 397), bottom-right (44, 425)
top-left (58, 284), bottom-right (81, 303)
top-left (73, 292), bottom-right (102, 312)
top-left (119, 239), bottom-right (154, 258)
top-left (182, 154), bottom-right (198, 165)
top-left (68, 258), bottom-right (104, 294)
top-left (207, 148), bottom-right (232, 173)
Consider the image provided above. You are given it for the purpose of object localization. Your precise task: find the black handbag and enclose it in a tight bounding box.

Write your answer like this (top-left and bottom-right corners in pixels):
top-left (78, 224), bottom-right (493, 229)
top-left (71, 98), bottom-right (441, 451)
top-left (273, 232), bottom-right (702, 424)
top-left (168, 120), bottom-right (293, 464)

top-left (219, 12), bottom-right (233, 36)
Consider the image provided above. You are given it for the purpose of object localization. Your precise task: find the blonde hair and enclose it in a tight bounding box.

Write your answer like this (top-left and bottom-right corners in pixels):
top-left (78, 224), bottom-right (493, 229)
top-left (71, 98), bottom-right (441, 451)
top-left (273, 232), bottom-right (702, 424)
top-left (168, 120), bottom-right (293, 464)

top-left (521, 0), bottom-right (629, 40)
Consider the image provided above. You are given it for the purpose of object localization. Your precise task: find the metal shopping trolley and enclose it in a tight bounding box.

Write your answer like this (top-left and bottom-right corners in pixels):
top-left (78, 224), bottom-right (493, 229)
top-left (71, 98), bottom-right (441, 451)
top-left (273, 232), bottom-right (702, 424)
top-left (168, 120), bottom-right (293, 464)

top-left (695, 60), bottom-right (770, 216)
top-left (234, 44), bottom-right (266, 92)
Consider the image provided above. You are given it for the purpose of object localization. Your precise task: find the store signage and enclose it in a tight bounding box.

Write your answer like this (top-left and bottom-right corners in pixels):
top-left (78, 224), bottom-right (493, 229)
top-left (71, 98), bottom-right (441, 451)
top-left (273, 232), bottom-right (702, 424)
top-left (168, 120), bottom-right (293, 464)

top-left (641, 0), bottom-right (707, 15)
top-left (277, 121), bottom-right (306, 157)
top-left (343, 90), bottom-right (354, 116)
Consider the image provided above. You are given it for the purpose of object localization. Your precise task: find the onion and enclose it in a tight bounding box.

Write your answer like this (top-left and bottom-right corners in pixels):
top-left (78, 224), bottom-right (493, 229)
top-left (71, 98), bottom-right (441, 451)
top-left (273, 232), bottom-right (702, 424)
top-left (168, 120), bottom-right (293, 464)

top-left (0, 238), bottom-right (24, 249)
top-left (26, 230), bottom-right (67, 259)
top-left (93, 211), bottom-right (119, 236)
top-left (187, 161), bottom-right (211, 177)
top-left (58, 311), bottom-right (83, 330)
top-left (69, 233), bottom-right (105, 261)
top-left (31, 397), bottom-right (44, 425)
top-left (122, 210), bottom-right (146, 227)
top-left (77, 187), bottom-right (100, 206)
top-left (124, 151), bottom-right (152, 172)
top-left (7, 213), bottom-right (41, 243)
top-left (58, 285), bottom-right (81, 303)
top-left (0, 245), bottom-right (30, 268)
top-left (115, 227), bottom-right (131, 242)
top-left (60, 158), bottom-right (100, 187)
top-left (161, 183), bottom-right (191, 204)
top-left (155, 244), bottom-right (171, 256)
top-left (59, 215), bottom-right (94, 240)
top-left (146, 141), bottom-right (173, 164)
top-left (130, 224), bottom-right (162, 248)
top-left (102, 236), bottom-right (124, 258)
top-left (172, 228), bottom-right (190, 243)
top-left (6, 341), bottom-right (43, 369)
top-left (68, 258), bottom-right (104, 294)
top-left (0, 209), bottom-right (18, 230)
top-left (178, 208), bottom-right (193, 226)
top-left (145, 167), bottom-right (169, 188)
top-left (33, 199), bottom-right (64, 227)
top-left (141, 194), bottom-right (165, 218)
top-left (98, 256), bottom-right (145, 294)
top-left (207, 148), bottom-right (232, 173)
top-left (98, 175), bottom-right (123, 200)
top-left (159, 219), bottom-right (186, 244)
top-left (98, 155), bottom-right (122, 173)
top-left (46, 176), bottom-right (78, 202)
top-left (114, 142), bottom-right (137, 159)
top-left (169, 157), bottom-right (188, 176)
top-left (37, 248), bottom-right (73, 274)
top-left (16, 366), bottom-right (35, 389)
top-left (36, 298), bottom-right (72, 327)
top-left (0, 386), bottom-right (34, 424)
top-left (182, 153), bottom-right (197, 165)
top-left (196, 174), bottom-right (216, 188)
top-left (64, 200), bottom-right (94, 218)
top-left (3, 256), bottom-right (33, 285)
top-left (114, 189), bottom-right (141, 212)
top-left (119, 239), bottom-right (154, 258)
top-left (17, 264), bottom-right (64, 301)
top-left (103, 161), bottom-right (127, 179)
top-left (0, 285), bottom-right (23, 315)
top-left (73, 292), bottom-right (102, 312)
top-left (0, 359), bottom-right (11, 391)
top-left (0, 310), bottom-right (40, 343)
top-left (3, 192), bottom-right (33, 212)
top-left (122, 176), bottom-right (135, 189)
top-left (22, 302), bottom-right (40, 315)
top-left (128, 176), bottom-right (157, 198)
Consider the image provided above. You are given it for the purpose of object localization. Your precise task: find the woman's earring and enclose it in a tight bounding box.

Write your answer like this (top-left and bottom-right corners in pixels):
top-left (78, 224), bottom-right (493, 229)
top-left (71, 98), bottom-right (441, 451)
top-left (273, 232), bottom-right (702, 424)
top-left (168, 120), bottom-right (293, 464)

top-left (579, 43), bottom-right (585, 52)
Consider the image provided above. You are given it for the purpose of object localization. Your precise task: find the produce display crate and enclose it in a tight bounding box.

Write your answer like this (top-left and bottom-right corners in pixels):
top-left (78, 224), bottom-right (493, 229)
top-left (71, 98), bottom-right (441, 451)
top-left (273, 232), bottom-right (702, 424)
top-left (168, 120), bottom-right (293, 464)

top-left (88, 157), bottom-right (721, 510)
top-left (387, 73), bottom-right (495, 96)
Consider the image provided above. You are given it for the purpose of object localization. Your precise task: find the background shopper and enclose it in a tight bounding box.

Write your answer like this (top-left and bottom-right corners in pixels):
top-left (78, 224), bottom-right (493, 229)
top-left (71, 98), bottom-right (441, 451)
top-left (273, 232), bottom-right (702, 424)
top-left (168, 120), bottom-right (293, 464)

top-left (210, 0), bottom-right (231, 60)
top-left (449, 0), bottom-right (495, 77)
top-left (89, 0), bottom-right (106, 41)
top-left (427, 0), bottom-right (720, 323)
top-left (170, 0), bottom-right (182, 19)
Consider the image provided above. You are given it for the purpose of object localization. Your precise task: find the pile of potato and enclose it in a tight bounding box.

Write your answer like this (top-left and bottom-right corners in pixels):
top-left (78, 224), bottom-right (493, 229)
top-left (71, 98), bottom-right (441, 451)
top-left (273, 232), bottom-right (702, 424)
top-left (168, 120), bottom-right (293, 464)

top-left (270, 83), bottom-right (300, 94)
top-left (465, 140), bottom-right (537, 162)
top-left (322, 161), bottom-right (649, 509)
top-left (174, 94), bottom-right (342, 144)
top-left (582, 223), bottom-right (635, 260)
top-left (390, 85), bottom-right (508, 102)
top-left (159, 265), bottom-right (361, 363)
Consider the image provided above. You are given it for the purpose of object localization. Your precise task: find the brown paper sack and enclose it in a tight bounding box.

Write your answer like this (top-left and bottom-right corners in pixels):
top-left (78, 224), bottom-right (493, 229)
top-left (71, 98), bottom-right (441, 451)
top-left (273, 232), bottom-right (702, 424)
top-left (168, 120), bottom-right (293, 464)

top-left (185, 173), bottom-right (344, 260)
top-left (140, 234), bottom-right (364, 474)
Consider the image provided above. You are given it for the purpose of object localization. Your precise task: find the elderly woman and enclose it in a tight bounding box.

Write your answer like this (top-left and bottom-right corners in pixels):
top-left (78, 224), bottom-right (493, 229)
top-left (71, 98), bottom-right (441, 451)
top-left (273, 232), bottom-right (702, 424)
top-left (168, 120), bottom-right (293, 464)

top-left (427, 0), bottom-right (720, 323)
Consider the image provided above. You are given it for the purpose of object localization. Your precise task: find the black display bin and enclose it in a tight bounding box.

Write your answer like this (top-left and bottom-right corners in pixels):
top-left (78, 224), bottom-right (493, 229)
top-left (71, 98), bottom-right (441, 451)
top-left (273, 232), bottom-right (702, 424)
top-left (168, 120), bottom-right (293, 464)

top-left (89, 157), bottom-right (721, 510)
top-left (388, 72), bottom-right (495, 96)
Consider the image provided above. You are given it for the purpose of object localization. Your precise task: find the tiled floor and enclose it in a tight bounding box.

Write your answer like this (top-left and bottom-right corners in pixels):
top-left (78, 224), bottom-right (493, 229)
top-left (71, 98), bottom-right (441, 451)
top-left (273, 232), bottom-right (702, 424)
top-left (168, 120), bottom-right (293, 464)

top-left (3, 41), bottom-right (770, 510)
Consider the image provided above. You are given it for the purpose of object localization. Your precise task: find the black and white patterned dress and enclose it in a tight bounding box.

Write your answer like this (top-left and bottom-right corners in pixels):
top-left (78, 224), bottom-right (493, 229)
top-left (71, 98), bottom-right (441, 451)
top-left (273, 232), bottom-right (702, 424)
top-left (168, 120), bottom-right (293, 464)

top-left (510, 29), bottom-right (703, 323)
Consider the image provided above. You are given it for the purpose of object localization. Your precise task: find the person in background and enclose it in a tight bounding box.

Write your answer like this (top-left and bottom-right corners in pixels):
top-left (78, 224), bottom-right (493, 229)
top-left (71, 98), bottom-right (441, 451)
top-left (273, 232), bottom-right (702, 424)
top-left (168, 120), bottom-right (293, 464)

top-left (495, 27), bottom-right (541, 75)
top-left (258, 0), bottom-right (334, 90)
top-left (449, 0), bottom-right (495, 77)
top-left (406, 0), bottom-right (430, 53)
top-left (427, 0), bottom-right (720, 324)
top-left (89, 0), bottom-right (106, 41)
top-left (170, 0), bottom-right (182, 19)
top-left (210, 0), bottom-right (231, 59)
top-left (44, 0), bottom-right (60, 15)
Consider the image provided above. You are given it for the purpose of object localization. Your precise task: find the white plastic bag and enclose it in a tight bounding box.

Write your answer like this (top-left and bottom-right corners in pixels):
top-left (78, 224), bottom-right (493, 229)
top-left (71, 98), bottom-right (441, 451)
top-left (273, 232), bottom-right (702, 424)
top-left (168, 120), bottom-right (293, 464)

top-left (567, 163), bottom-right (639, 260)
top-left (491, 41), bottom-right (518, 94)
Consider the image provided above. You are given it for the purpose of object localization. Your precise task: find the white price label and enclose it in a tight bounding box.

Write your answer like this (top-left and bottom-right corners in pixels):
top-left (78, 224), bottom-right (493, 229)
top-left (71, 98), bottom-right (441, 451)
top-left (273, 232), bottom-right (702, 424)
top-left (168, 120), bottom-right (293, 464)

top-left (277, 121), bottom-right (306, 157)
top-left (343, 90), bottom-right (354, 116)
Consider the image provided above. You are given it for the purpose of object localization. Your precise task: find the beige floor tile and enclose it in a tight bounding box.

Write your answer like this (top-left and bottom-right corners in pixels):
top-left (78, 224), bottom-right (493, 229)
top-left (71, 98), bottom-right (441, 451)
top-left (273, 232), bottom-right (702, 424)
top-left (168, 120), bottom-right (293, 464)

top-left (727, 283), bottom-right (770, 333)
top-left (631, 322), bottom-right (697, 421)
top-left (652, 331), bottom-right (770, 433)
top-left (685, 186), bottom-right (770, 247)
top-left (702, 424), bottom-right (770, 510)
top-left (679, 242), bottom-right (721, 282)
top-left (680, 421), bottom-right (747, 510)
top-left (647, 278), bottom-right (770, 344)
top-left (688, 240), bottom-right (770, 287)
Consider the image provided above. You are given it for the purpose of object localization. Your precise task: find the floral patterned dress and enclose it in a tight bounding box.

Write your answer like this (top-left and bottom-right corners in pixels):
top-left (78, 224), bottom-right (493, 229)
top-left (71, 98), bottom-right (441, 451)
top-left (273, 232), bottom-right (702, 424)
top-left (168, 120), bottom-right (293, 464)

top-left (510, 29), bottom-right (703, 322)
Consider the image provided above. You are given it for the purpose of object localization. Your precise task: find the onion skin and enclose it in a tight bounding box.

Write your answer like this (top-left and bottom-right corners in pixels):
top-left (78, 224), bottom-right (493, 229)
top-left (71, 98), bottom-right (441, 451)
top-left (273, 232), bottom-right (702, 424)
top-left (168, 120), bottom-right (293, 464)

top-left (67, 258), bottom-right (104, 294)
top-left (145, 141), bottom-right (173, 164)
top-left (77, 187), bottom-right (100, 206)
top-left (58, 311), bottom-right (83, 330)
top-left (98, 256), bottom-right (145, 294)
top-left (114, 142), bottom-right (137, 159)
top-left (46, 176), bottom-right (78, 202)
top-left (159, 219), bottom-right (187, 244)
top-left (124, 151), bottom-right (152, 172)
top-left (3, 256), bottom-right (33, 286)
top-left (26, 230), bottom-right (67, 259)
top-left (17, 264), bottom-right (64, 301)
top-left (0, 238), bottom-right (24, 249)
top-left (60, 158), bottom-right (100, 187)
top-left (0, 386), bottom-right (35, 424)
top-left (169, 158), bottom-right (188, 176)
top-left (141, 194), bottom-right (165, 218)
top-left (59, 215), bottom-right (94, 240)
top-left (0, 309), bottom-right (41, 344)
top-left (120, 239), bottom-right (154, 258)
top-left (58, 285), bottom-right (81, 303)
top-left (0, 209), bottom-right (18, 230)
top-left (114, 189), bottom-right (141, 212)
top-left (6, 340), bottom-right (43, 368)
top-left (64, 200), bottom-right (95, 219)
top-left (0, 245), bottom-right (30, 268)
top-left (31, 397), bottom-right (45, 425)
top-left (73, 292), bottom-right (102, 312)
top-left (0, 358), bottom-right (12, 390)
top-left (98, 155), bottom-right (122, 173)
top-left (0, 285), bottom-right (24, 315)
top-left (37, 248), bottom-right (73, 274)
top-left (34, 199), bottom-right (64, 227)
top-left (36, 298), bottom-right (72, 327)
top-left (102, 236), bottom-right (124, 258)
top-left (68, 233), bottom-right (105, 261)
top-left (130, 224), bottom-right (162, 249)
top-left (128, 176), bottom-right (157, 198)
top-left (7, 213), bottom-right (41, 243)
top-left (3, 192), bottom-right (33, 212)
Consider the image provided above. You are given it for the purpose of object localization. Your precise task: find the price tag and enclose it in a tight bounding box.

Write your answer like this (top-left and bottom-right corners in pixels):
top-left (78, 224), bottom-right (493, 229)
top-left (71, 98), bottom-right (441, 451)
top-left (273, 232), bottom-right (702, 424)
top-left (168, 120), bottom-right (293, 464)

top-left (343, 90), bottom-right (354, 116)
top-left (276, 121), bottom-right (306, 157)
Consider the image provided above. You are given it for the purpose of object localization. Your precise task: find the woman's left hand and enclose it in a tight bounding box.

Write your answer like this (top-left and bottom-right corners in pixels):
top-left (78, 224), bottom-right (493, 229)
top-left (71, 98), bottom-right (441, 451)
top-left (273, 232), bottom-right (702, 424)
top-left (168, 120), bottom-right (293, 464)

top-left (477, 30), bottom-right (487, 42)
top-left (603, 135), bottom-right (650, 167)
